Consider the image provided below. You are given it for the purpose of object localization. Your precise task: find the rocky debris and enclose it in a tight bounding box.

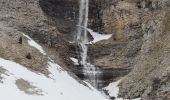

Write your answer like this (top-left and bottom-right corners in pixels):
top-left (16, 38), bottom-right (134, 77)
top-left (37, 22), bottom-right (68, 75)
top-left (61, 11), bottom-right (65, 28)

top-left (0, 67), bottom-right (8, 83)
top-left (15, 78), bottom-right (44, 95)
top-left (0, 23), bottom-right (48, 75)
top-left (146, 75), bottom-right (170, 100)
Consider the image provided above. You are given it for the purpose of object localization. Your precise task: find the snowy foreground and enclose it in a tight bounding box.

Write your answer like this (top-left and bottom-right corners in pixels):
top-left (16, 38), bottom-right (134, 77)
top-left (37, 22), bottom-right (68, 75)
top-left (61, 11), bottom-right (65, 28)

top-left (0, 34), bottom-right (141, 100)
top-left (0, 34), bottom-right (109, 100)
top-left (0, 58), bottom-right (109, 100)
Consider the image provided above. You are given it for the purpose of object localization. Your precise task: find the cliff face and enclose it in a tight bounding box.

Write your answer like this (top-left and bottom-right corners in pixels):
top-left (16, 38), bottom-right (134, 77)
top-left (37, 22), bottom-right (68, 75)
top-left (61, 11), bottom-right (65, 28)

top-left (91, 0), bottom-right (170, 99)
top-left (0, 0), bottom-right (170, 100)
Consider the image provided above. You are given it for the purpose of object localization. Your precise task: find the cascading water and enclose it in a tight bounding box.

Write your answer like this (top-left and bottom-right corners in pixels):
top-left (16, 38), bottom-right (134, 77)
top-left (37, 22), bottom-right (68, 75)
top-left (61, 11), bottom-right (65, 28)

top-left (76, 0), bottom-right (89, 66)
top-left (76, 0), bottom-right (98, 88)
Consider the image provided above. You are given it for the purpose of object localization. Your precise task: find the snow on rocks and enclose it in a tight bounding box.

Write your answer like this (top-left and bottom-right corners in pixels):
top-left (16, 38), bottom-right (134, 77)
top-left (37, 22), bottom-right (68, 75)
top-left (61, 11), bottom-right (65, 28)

top-left (77, 26), bottom-right (112, 44)
top-left (86, 28), bottom-right (112, 44)
top-left (104, 80), bottom-right (121, 99)
top-left (23, 34), bottom-right (46, 55)
top-left (104, 80), bottom-right (141, 100)
top-left (70, 57), bottom-right (79, 65)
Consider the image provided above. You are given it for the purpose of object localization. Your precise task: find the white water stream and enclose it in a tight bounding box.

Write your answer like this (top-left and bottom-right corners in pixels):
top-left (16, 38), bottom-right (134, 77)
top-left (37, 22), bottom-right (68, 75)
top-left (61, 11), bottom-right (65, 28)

top-left (76, 0), bottom-right (89, 66)
top-left (76, 0), bottom-right (98, 87)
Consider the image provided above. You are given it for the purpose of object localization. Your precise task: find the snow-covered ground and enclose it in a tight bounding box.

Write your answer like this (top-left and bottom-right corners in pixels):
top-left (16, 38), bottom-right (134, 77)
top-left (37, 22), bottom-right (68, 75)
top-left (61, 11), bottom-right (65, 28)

top-left (0, 58), bottom-right (109, 100)
top-left (0, 34), bottom-right (108, 100)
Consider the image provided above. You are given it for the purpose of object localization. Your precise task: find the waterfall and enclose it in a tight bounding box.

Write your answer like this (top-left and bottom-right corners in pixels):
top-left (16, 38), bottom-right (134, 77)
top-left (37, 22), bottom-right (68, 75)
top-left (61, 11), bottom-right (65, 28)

top-left (76, 0), bottom-right (98, 88)
top-left (76, 0), bottom-right (89, 66)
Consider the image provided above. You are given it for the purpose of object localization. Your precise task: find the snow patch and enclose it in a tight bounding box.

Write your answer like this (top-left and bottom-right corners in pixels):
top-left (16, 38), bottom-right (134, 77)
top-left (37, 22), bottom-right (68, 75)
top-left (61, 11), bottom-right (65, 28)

top-left (77, 26), bottom-right (112, 44)
top-left (104, 80), bottom-right (121, 98)
top-left (86, 28), bottom-right (112, 44)
top-left (104, 80), bottom-right (141, 100)
top-left (23, 34), bottom-right (46, 55)
top-left (70, 57), bottom-right (79, 65)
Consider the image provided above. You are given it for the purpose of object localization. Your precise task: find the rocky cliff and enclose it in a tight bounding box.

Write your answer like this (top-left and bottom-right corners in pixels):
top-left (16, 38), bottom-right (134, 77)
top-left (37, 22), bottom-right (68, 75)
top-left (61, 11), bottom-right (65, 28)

top-left (91, 0), bottom-right (170, 99)
top-left (0, 0), bottom-right (170, 100)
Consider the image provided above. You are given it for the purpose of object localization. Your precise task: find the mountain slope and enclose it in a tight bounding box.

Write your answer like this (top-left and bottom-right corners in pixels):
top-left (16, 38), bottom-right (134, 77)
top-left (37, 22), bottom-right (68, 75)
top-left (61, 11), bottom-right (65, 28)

top-left (0, 34), bottom-right (108, 100)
